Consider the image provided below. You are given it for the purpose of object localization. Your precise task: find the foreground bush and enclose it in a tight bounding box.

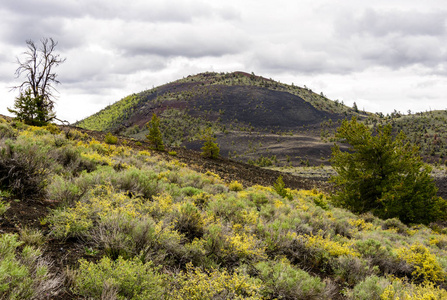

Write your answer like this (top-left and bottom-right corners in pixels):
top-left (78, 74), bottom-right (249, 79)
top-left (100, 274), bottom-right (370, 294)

top-left (255, 259), bottom-right (332, 299)
top-left (0, 233), bottom-right (61, 299)
top-left (0, 140), bottom-right (49, 199)
top-left (71, 256), bottom-right (165, 299)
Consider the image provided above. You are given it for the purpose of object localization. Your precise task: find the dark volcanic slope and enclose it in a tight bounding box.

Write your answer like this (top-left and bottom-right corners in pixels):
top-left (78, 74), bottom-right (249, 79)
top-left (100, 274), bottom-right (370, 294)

top-left (124, 82), bottom-right (334, 133)
top-left (188, 85), bottom-right (331, 129)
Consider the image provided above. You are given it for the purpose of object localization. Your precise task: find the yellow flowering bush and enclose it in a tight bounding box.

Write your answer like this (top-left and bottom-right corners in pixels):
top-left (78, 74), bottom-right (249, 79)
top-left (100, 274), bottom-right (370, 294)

top-left (396, 243), bottom-right (445, 283)
top-left (379, 277), bottom-right (447, 300)
top-left (229, 180), bottom-right (244, 191)
top-left (349, 218), bottom-right (375, 232)
top-left (148, 193), bottom-right (176, 218)
top-left (80, 151), bottom-right (113, 166)
top-left (47, 185), bottom-right (144, 238)
top-left (304, 233), bottom-right (359, 258)
top-left (169, 263), bottom-right (263, 300)
top-left (137, 150), bottom-right (151, 157)
top-left (223, 231), bottom-right (266, 261)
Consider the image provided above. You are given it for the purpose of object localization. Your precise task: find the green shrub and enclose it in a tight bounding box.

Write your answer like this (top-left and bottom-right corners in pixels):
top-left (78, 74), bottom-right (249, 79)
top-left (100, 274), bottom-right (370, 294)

top-left (174, 202), bottom-right (204, 241)
top-left (65, 129), bottom-right (87, 140)
top-left (207, 195), bottom-right (246, 223)
top-left (354, 239), bottom-right (401, 275)
top-left (0, 122), bottom-right (17, 139)
top-left (0, 233), bottom-right (61, 299)
top-left (104, 132), bottom-right (118, 144)
top-left (19, 227), bottom-right (46, 248)
top-left (72, 256), bottom-right (165, 299)
top-left (46, 175), bottom-right (84, 205)
top-left (348, 275), bottom-right (390, 300)
top-left (44, 123), bottom-right (60, 134)
top-left (382, 218), bottom-right (408, 234)
top-left (89, 215), bottom-right (156, 260)
top-left (109, 167), bottom-right (160, 199)
top-left (0, 142), bottom-right (49, 199)
top-left (331, 255), bottom-right (372, 287)
top-left (250, 192), bottom-right (269, 209)
top-left (313, 194), bottom-right (329, 210)
top-left (255, 259), bottom-right (330, 300)
top-left (180, 186), bottom-right (203, 197)
top-left (0, 199), bottom-right (10, 216)
top-left (52, 145), bottom-right (98, 175)
top-left (273, 176), bottom-right (292, 200)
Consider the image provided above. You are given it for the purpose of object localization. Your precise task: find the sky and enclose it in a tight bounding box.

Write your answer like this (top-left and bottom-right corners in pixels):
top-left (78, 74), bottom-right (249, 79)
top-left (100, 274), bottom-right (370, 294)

top-left (0, 0), bottom-right (446, 123)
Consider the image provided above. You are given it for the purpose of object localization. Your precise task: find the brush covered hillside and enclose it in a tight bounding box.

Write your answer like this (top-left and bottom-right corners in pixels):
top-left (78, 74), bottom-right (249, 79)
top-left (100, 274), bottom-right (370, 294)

top-left (76, 72), bottom-right (367, 166)
top-left (363, 110), bottom-right (447, 164)
top-left (2, 118), bottom-right (447, 299)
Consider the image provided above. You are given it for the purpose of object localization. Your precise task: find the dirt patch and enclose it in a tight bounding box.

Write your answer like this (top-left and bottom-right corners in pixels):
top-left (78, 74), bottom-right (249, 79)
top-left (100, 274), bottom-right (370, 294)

top-left (214, 131), bottom-right (334, 166)
top-left (0, 198), bottom-right (55, 234)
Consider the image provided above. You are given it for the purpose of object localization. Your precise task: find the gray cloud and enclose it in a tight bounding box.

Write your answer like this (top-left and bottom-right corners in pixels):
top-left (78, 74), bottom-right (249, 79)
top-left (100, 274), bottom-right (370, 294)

top-left (333, 9), bottom-right (447, 71)
top-left (1, 0), bottom-right (447, 122)
top-left (337, 9), bottom-right (447, 37)
top-left (114, 22), bottom-right (248, 59)
top-left (0, 0), bottom-right (239, 24)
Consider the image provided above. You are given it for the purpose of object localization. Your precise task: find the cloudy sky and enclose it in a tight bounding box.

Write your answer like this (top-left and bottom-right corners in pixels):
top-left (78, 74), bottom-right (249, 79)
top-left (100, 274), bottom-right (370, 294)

top-left (0, 0), bottom-right (446, 123)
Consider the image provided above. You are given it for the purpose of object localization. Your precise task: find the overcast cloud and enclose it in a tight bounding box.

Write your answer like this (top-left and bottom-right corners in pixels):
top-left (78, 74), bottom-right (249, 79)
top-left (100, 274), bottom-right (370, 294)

top-left (0, 0), bottom-right (446, 123)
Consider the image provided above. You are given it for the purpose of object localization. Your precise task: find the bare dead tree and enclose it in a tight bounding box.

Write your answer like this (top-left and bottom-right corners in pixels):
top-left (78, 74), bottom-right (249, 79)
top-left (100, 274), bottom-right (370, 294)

top-left (10, 38), bottom-right (66, 124)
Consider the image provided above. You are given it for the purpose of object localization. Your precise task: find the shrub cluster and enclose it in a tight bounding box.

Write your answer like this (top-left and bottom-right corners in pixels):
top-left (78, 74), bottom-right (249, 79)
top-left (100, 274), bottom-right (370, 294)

top-left (2, 119), bottom-right (447, 299)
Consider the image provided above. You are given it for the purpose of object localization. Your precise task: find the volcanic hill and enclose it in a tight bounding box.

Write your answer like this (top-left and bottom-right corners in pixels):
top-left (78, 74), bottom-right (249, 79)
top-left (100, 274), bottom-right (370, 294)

top-left (76, 71), bottom-right (366, 166)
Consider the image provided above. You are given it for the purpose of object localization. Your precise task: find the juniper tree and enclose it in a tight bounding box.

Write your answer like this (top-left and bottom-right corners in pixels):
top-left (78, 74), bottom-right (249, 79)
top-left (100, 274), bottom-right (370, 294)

top-left (331, 117), bottom-right (446, 224)
top-left (146, 113), bottom-right (164, 151)
top-left (201, 128), bottom-right (219, 159)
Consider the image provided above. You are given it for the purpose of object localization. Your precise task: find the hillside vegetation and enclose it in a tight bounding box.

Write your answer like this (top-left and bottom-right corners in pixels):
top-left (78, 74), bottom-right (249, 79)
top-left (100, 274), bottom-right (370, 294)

top-left (365, 110), bottom-right (447, 164)
top-left (1, 118), bottom-right (447, 299)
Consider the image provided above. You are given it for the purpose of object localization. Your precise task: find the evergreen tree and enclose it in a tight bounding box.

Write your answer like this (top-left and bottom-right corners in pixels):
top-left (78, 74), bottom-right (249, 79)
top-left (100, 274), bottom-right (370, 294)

top-left (331, 117), bottom-right (446, 224)
top-left (201, 128), bottom-right (220, 159)
top-left (146, 113), bottom-right (164, 151)
top-left (8, 89), bottom-right (54, 126)
top-left (273, 175), bottom-right (292, 200)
